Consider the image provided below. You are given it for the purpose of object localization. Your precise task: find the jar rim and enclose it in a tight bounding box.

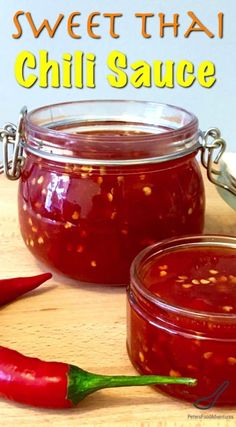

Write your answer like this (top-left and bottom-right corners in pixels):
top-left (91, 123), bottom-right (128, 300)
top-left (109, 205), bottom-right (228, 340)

top-left (130, 234), bottom-right (236, 321)
top-left (23, 100), bottom-right (200, 166)
top-left (25, 99), bottom-right (198, 140)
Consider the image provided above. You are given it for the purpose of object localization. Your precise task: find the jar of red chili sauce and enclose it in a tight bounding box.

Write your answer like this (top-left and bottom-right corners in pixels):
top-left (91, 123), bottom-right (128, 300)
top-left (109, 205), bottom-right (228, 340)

top-left (127, 235), bottom-right (236, 406)
top-left (0, 101), bottom-right (235, 285)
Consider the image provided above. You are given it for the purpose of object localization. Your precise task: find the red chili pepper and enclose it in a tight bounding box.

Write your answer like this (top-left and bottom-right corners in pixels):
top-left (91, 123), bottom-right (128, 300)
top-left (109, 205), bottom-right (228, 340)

top-left (0, 346), bottom-right (197, 409)
top-left (0, 273), bottom-right (52, 306)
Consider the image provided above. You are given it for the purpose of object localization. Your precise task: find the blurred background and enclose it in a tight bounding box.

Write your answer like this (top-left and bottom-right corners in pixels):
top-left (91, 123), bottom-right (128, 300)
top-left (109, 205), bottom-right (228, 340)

top-left (0, 0), bottom-right (235, 155)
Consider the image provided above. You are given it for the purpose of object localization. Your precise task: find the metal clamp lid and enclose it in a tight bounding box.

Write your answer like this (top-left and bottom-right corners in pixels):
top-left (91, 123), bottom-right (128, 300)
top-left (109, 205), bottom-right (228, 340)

top-left (200, 127), bottom-right (236, 196)
top-left (0, 107), bottom-right (27, 180)
top-left (0, 106), bottom-right (236, 197)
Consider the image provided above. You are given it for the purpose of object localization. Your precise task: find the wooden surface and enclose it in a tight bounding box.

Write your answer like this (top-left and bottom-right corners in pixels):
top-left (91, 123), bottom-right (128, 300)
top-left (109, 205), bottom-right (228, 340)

top-left (0, 171), bottom-right (235, 427)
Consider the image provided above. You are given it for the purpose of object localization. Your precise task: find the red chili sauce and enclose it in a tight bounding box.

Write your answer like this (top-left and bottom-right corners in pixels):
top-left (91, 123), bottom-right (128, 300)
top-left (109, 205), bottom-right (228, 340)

top-left (127, 245), bottom-right (236, 405)
top-left (18, 128), bottom-right (204, 285)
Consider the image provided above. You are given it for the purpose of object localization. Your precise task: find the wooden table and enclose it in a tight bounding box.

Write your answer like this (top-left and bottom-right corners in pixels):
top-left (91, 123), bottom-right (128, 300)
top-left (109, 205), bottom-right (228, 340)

top-left (0, 172), bottom-right (235, 427)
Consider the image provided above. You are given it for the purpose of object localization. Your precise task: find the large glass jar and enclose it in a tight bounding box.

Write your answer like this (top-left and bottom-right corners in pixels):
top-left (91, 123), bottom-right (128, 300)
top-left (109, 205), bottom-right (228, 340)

top-left (0, 101), bottom-right (234, 285)
top-left (127, 235), bottom-right (236, 406)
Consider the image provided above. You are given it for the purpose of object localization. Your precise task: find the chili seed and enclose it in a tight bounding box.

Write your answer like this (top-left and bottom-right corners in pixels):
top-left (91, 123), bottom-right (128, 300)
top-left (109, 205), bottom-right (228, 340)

top-left (227, 357), bottom-right (236, 365)
top-left (28, 218), bottom-right (33, 226)
top-left (200, 279), bottom-right (210, 284)
top-left (29, 239), bottom-right (34, 247)
top-left (23, 203), bottom-right (27, 211)
top-left (222, 306), bottom-right (233, 312)
top-left (209, 269), bottom-right (218, 275)
top-left (219, 276), bottom-right (227, 282)
top-left (32, 226), bottom-right (38, 233)
top-left (139, 352), bottom-right (145, 362)
top-left (188, 208), bottom-right (193, 215)
top-left (64, 222), bottom-right (73, 229)
top-left (138, 351), bottom-right (145, 362)
top-left (203, 352), bottom-right (213, 359)
top-left (169, 369), bottom-right (181, 377)
top-left (142, 186), bottom-right (152, 196)
top-left (107, 193), bottom-right (113, 202)
top-left (182, 284), bottom-right (193, 289)
top-left (178, 276), bottom-right (188, 280)
top-left (41, 189), bottom-right (47, 195)
top-left (91, 260), bottom-right (97, 268)
top-left (208, 277), bottom-right (217, 283)
top-left (72, 211), bottom-right (80, 220)
top-left (160, 271), bottom-right (167, 277)
top-left (192, 279), bottom-right (200, 285)
top-left (97, 176), bottom-right (103, 185)
top-left (38, 237), bottom-right (44, 245)
top-left (31, 178), bottom-right (36, 185)
top-left (37, 176), bottom-right (44, 185)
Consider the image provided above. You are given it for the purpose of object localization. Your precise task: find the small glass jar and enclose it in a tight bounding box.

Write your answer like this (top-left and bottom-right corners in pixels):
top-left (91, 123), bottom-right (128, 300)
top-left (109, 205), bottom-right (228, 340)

top-left (0, 101), bottom-right (235, 285)
top-left (127, 235), bottom-right (236, 406)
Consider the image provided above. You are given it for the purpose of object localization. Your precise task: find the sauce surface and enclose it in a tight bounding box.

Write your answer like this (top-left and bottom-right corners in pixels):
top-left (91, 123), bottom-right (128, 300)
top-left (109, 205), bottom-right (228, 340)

top-left (143, 246), bottom-right (236, 314)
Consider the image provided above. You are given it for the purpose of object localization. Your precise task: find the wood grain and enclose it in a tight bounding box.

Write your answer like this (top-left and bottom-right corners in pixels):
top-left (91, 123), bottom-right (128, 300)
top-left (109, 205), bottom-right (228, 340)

top-left (0, 171), bottom-right (235, 427)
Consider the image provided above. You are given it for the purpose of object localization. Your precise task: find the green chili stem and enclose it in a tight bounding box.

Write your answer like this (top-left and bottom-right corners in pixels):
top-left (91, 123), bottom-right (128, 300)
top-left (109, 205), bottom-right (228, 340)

top-left (90, 374), bottom-right (197, 388)
top-left (68, 365), bottom-right (197, 405)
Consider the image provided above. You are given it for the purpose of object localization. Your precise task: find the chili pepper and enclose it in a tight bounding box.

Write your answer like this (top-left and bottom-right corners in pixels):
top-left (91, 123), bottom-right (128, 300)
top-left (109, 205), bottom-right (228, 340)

top-left (0, 272), bottom-right (52, 306)
top-left (0, 346), bottom-right (197, 409)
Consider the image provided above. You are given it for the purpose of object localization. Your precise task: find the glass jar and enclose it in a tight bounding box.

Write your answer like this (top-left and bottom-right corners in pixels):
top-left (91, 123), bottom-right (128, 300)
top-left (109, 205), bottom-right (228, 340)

top-left (0, 101), bottom-right (235, 285)
top-left (127, 235), bottom-right (236, 406)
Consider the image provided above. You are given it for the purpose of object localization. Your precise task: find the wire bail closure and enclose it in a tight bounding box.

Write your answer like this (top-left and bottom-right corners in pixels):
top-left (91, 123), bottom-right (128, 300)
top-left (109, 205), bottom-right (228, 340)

top-left (0, 106), bottom-right (27, 180)
top-left (200, 128), bottom-right (236, 196)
